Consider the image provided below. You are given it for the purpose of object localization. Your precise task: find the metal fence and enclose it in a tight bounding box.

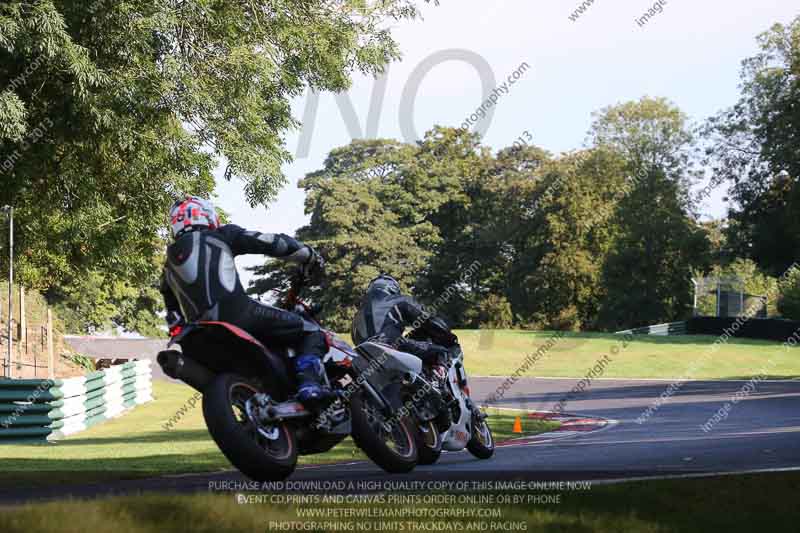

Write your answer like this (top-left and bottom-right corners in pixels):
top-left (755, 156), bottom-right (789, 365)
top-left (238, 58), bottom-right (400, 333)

top-left (693, 277), bottom-right (768, 318)
top-left (0, 309), bottom-right (55, 379)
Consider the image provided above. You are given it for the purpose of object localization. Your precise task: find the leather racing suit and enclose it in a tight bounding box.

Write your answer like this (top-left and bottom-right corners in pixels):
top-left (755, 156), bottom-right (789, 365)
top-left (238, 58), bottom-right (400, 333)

top-left (351, 286), bottom-right (458, 364)
top-left (159, 224), bottom-right (329, 401)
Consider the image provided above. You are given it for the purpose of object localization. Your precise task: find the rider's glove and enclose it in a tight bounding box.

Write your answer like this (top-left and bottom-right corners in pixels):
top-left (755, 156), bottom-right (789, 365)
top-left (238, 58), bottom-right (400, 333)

top-left (166, 310), bottom-right (185, 337)
top-left (302, 245), bottom-right (325, 283)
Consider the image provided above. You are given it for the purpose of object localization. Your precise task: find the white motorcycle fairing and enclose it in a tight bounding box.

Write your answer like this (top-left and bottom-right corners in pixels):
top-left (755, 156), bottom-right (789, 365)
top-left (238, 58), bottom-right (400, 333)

top-left (352, 341), bottom-right (478, 453)
top-left (439, 348), bottom-right (473, 451)
top-left (352, 341), bottom-right (424, 390)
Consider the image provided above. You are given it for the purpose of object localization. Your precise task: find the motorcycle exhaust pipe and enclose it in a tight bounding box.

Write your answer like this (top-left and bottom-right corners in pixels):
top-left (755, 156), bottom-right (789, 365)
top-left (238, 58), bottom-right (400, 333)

top-left (157, 350), bottom-right (215, 393)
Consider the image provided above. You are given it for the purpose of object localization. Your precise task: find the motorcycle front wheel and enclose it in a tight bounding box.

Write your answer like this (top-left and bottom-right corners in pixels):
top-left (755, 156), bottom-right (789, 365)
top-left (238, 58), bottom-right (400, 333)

top-left (466, 412), bottom-right (495, 460)
top-left (203, 373), bottom-right (298, 481)
top-left (415, 420), bottom-right (443, 465)
top-left (350, 391), bottom-right (418, 473)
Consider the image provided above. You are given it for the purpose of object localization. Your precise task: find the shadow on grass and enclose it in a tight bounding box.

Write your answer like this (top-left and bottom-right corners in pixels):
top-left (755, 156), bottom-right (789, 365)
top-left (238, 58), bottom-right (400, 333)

top-left (0, 452), bottom-right (231, 491)
top-left (542, 472), bottom-right (800, 532)
top-left (3, 474), bottom-right (800, 532)
top-left (55, 429), bottom-right (213, 446)
top-left (0, 413), bottom-right (556, 494)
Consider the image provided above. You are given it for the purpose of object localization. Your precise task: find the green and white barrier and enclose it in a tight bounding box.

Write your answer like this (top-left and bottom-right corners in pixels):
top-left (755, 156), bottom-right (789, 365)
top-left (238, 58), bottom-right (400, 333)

top-left (615, 321), bottom-right (687, 336)
top-left (0, 360), bottom-right (152, 442)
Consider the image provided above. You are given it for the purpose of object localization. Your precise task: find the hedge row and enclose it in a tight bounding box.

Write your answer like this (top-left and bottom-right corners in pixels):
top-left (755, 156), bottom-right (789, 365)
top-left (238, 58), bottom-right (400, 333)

top-left (686, 317), bottom-right (800, 342)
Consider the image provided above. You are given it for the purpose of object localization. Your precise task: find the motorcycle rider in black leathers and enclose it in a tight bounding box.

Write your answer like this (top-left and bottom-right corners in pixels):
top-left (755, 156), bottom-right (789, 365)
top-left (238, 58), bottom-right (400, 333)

top-left (351, 274), bottom-right (458, 364)
top-left (159, 196), bottom-right (330, 405)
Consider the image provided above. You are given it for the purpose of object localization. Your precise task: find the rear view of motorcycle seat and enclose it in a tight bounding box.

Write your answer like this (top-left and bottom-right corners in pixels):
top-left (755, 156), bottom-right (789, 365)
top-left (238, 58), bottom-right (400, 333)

top-left (355, 342), bottom-right (424, 379)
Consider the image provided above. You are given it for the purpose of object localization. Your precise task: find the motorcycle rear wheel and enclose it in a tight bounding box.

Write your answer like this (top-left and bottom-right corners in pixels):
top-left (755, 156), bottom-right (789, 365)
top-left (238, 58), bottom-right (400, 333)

top-left (203, 373), bottom-right (298, 481)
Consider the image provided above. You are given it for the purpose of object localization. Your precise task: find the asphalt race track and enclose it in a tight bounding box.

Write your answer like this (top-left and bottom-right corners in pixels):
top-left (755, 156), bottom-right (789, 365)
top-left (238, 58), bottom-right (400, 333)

top-left (3, 375), bottom-right (800, 504)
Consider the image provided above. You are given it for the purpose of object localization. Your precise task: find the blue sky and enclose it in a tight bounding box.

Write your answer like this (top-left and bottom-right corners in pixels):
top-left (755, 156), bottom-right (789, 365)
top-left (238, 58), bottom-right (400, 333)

top-left (215, 0), bottom-right (799, 286)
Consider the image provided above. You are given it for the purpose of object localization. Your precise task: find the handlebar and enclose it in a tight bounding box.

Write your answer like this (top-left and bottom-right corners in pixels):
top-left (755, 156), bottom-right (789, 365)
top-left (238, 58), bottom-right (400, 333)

top-left (282, 270), bottom-right (324, 322)
top-left (283, 271), bottom-right (306, 309)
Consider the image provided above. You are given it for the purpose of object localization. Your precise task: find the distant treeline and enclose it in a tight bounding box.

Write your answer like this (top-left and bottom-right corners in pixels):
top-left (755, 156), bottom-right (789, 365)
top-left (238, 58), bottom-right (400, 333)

top-left (250, 100), bottom-right (710, 332)
top-left (251, 10), bottom-right (800, 332)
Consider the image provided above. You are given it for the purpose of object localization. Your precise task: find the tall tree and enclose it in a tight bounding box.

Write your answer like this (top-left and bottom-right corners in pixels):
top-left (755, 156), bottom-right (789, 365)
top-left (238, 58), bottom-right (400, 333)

top-left (599, 166), bottom-right (711, 329)
top-left (592, 98), bottom-right (710, 329)
top-left (250, 129), bottom-right (499, 331)
top-left (703, 16), bottom-right (800, 276)
top-left (520, 148), bottom-right (628, 330)
top-left (0, 0), bottom-right (428, 333)
top-left (470, 143), bottom-right (551, 326)
top-left (407, 127), bottom-right (493, 325)
top-left (249, 138), bottom-right (438, 332)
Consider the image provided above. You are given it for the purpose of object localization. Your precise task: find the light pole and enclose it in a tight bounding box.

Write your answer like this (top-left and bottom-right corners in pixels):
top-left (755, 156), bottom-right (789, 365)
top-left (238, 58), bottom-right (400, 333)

top-left (1, 206), bottom-right (11, 379)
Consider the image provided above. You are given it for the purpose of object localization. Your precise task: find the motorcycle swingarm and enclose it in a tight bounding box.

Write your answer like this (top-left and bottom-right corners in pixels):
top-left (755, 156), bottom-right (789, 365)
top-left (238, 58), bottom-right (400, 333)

top-left (252, 397), bottom-right (351, 434)
top-left (254, 399), bottom-right (311, 423)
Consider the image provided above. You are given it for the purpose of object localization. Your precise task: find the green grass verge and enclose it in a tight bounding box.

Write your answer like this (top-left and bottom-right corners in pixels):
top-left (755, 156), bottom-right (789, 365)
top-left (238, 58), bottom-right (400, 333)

top-left (0, 382), bottom-right (556, 489)
top-left (456, 329), bottom-right (800, 380)
top-left (1, 473), bottom-right (799, 532)
top-left (484, 407), bottom-right (559, 442)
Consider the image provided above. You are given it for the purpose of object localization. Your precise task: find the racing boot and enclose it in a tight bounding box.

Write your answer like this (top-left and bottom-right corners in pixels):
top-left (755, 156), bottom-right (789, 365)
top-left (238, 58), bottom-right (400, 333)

top-left (293, 354), bottom-right (334, 407)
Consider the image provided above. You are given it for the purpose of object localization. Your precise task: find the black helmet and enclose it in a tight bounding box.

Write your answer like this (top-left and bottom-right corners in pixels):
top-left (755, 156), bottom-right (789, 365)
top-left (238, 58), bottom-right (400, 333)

top-left (368, 274), bottom-right (401, 296)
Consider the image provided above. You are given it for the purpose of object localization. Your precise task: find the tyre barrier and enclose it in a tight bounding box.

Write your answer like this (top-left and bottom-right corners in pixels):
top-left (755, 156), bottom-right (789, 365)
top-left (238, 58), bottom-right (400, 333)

top-left (615, 321), bottom-right (687, 336)
top-left (0, 360), bottom-right (153, 443)
top-left (616, 317), bottom-right (800, 341)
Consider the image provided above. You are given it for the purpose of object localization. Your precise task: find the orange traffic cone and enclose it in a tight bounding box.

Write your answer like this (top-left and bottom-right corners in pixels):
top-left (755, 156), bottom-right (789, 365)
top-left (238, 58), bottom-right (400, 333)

top-left (512, 416), bottom-right (523, 434)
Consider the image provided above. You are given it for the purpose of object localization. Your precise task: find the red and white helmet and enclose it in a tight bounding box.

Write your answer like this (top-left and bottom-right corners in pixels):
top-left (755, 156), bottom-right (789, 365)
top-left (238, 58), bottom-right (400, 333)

top-left (169, 196), bottom-right (220, 238)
